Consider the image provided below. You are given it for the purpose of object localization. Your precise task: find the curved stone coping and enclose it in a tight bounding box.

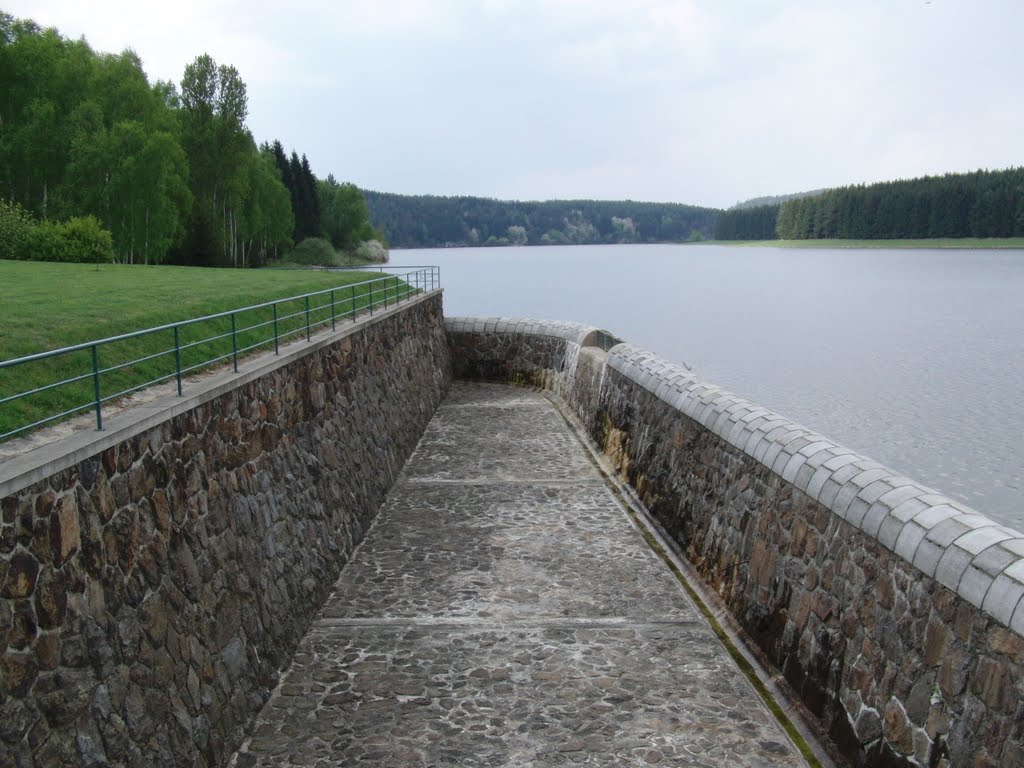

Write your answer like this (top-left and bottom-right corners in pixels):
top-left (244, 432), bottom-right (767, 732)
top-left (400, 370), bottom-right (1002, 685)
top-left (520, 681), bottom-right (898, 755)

top-left (605, 342), bottom-right (1024, 633)
top-left (446, 316), bottom-right (601, 347)
top-left (445, 316), bottom-right (1024, 633)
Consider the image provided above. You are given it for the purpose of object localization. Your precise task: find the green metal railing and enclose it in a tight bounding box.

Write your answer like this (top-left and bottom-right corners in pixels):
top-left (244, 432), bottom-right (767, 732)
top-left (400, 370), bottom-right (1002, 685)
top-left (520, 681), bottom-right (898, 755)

top-left (0, 266), bottom-right (440, 441)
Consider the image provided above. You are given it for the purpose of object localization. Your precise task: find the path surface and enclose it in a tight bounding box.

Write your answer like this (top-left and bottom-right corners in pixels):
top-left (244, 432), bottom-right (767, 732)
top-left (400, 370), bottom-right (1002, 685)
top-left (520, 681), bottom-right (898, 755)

top-left (231, 382), bottom-right (806, 767)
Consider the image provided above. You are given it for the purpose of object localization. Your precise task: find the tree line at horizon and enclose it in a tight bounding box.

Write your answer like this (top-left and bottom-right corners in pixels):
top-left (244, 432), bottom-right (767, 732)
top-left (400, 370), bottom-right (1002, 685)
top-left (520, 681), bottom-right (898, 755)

top-left (363, 192), bottom-right (718, 248)
top-left (716, 168), bottom-right (1024, 241)
top-left (0, 13), bottom-right (377, 267)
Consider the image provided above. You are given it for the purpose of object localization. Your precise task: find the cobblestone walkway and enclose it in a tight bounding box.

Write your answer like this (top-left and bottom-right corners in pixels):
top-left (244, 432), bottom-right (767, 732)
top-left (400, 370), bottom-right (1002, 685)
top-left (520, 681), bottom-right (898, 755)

top-left (231, 382), bottom-right (806, 767)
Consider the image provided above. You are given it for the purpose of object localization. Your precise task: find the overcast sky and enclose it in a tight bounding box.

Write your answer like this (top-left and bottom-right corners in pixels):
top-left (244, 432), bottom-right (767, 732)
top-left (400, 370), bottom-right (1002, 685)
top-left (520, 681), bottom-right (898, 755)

top-left (9, 0), bottom-right (1023, 209)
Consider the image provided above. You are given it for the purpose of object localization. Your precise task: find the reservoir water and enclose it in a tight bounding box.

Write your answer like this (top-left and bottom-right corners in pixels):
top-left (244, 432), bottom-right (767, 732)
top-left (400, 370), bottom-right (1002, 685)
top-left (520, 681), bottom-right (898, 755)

top-left (396, 243), bottom-right (1024, 531)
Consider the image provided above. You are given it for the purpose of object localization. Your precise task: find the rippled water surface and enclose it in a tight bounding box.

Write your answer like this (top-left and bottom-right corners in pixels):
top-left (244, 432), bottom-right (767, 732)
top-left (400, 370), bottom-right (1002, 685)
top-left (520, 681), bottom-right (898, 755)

top-left (398, 244), bottom-right (1024, 530)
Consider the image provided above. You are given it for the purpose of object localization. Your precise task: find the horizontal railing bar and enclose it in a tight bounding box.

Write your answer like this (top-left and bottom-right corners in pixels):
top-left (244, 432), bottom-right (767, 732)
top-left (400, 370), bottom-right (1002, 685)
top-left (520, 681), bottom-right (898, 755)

top-left (97, 348), bottom-right (177, 377)
top-left (0, 369), bottom-right (97, 405)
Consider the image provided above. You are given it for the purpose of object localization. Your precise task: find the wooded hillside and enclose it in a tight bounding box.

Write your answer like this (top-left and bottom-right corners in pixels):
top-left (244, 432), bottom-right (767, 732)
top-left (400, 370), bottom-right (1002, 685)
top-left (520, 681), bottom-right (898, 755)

top-left (364, 192), bottom-right (718, 248)
top-left (716, 168), bottom-right (1024, 241)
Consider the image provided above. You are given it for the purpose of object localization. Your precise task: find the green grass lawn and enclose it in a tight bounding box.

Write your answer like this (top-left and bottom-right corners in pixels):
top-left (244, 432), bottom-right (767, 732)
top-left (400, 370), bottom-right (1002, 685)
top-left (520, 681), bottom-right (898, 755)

top-left (0, 261), bottom-right (414, 438)
top-left (718, 237), bottom-right (1024, 249)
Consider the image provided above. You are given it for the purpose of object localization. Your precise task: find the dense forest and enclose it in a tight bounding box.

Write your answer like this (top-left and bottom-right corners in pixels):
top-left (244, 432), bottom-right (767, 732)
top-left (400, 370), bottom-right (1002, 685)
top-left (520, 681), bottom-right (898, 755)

top-left (716, 168), bottom-right (1024, 241)
top-left (729, 189), bottom-right (824, 210)
top-left (775, 169), bottom-right (1024, 239)
top-left (713, 204), bottom-right (780, 241)
top-left (0, 13), bottom-right (378, 267)
top-left (364, 192), bottom-right (718, 248)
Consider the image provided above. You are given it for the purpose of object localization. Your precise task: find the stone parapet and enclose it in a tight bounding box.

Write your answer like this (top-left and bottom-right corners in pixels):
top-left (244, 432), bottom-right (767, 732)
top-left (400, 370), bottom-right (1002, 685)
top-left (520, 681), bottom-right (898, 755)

top-left (0, 293), bottom-right (450, 767)
top-left (446, 316), bottom-right (1024, 767)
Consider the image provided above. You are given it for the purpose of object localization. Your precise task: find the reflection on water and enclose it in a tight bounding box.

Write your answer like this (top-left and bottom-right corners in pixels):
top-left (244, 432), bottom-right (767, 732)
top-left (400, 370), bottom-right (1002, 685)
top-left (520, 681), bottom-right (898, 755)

top-left (398, 243), bottom-right (1024, 531)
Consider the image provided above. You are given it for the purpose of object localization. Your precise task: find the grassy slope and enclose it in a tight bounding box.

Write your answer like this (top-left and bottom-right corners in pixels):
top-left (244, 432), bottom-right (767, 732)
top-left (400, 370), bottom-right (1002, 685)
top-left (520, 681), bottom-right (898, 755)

top-left (0, 261), bottom-right (401, 437)
top-left (717, 237), bottom-right (1024, 249)
top-left (1, 261), bottom-right (388, 359)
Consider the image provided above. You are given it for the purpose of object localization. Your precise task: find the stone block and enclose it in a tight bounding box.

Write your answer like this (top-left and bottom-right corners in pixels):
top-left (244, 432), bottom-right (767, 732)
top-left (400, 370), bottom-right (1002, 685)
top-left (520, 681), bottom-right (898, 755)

top-left (782, 453), bottom-right (807, 484)
top-left (761, 442), bottom-right (786, 472)
top-left (806, 466), bottom-right (834, 501)
top-left (2, 552), bottom-right (39, 599)
top-left (1001, 539), bottom-right (1024, 557)
top-left (972, 543), bottom-right (1019, 577)
top-left (846, 498), bottom-right (871, 528)
top-left (771, 449), bottom-right (794, 477)
top-left (912, 505), bottom-right (960, 530)
top-left (877, 514), bottom-right (908, 550)
top-left (949, 526), bottom-right (1013, 555)
top-left (957, 564), bottom-right (994, 608)
top-left (890, 498), bottom-right (930, 524)
top-left (764, 424), bottom-right (793, 442)
top-left (848, 468), bottom-right (891, 492)
top-left (883, 698), bottom-right (914, 755)
top-left (913, 538), bottom-right (945, 578)
top-left (799, 440), bottom-right (835, 459)
top-left (1003, 558), bottom-right (1024, 588)
top-left (832, 482), bottom-right (863, 518)
top-left (794, 463), bottom-right (816, 489)
top-left (895, 522), bottom-right (928, 563)
top-left (751, 436), bottom-right (774, 464)
top-left (779, 430), bottom-right (812, 451)
top-left (855, 707), bottom-right (882, 743)
top-left (741, 407), bottom-right (771, 423)
top-left (860, 502), bottom-right (891, 537)
top-left (742, 429), bottom-right (765, 458)
top-left (823, 453), bottom-right (860, 471)
top-left (50, 495), bottom-right (80, 567)
top-left (710, 410), bottom-right (733, 438)
top-left (1011, 600), bottom-right (1024, 637)
top-left (981, 572), bottom-right (1024, 627)
top-left (727, 421), bottom-right (750, 448)
top-left (818, 478), bottom-right (843, 508)
top-left (924, 518), bottom-right (973, 549)
top-left (830, 462), bottom-right (863, 488)
top-left (934, 546), bottom-right (973, 594)
top-left (858, 480), bottom-right (894, 506)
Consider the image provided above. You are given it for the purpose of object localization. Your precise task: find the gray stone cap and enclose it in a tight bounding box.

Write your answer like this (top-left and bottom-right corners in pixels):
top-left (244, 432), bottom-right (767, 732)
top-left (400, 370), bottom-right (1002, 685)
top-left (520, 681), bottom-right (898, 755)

top-left (446, 317), bottom-right (600, 346)
top-left (605, 342), bottom-right (1024, 633)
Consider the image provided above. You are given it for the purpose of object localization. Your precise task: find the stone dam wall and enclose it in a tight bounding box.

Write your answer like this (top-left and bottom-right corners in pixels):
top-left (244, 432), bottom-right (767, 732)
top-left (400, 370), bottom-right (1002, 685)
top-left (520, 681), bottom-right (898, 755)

top-left (0, 293), bottom-right (450, 767)
top-left (448, 316), bottom-right (1024, 768)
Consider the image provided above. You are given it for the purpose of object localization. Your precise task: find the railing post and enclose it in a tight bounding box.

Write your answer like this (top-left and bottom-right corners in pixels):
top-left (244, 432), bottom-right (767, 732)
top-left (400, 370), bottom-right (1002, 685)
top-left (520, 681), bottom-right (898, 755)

top-left (383, 278), bottom-right (388, 310)
top-left (173, 327), bottom-right (183, 396)
top-left (369, 282), bottom-right (374, 315)
top-left (350, 284), bottom-right (357, 320)
top-left (231, 313), bottom-right (238, 373)
top-left (91, 344), bottom-right (103, 430)
top-left (273, 303), bottom-right (279, 354)
top-left (305, 295), bottom-right (311, 341)
top-left (330, 289), bottom-right (336, 331)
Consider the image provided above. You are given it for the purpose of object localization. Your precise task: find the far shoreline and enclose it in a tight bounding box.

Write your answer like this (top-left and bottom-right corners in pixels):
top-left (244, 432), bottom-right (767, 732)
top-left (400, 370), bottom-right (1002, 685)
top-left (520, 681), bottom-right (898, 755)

top-left (393, 237), bottom-right (1024, 251)
top-left (715, 237), bottom-right (1024, 250)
